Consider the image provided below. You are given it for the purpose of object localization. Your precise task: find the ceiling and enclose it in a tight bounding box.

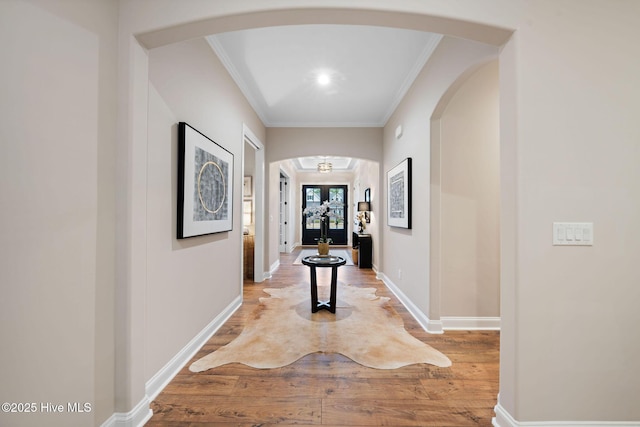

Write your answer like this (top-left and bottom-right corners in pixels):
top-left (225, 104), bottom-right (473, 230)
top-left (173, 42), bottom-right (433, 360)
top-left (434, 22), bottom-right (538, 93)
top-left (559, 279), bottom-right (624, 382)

top-left (207, 25), bottom-right (442, 171)
top-left (291, 156), bottom-right (358, 173)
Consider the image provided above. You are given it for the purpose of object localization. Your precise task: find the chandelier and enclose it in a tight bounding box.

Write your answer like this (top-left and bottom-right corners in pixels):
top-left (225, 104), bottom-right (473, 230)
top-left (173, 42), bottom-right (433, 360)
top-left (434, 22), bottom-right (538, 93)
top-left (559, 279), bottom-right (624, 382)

top-left (317, 158), bottom-right (332, 173)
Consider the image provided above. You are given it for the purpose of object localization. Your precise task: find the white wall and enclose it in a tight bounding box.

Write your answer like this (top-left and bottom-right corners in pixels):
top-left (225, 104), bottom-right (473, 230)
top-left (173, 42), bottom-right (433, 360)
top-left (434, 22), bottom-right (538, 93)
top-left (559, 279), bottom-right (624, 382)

top-left (383, 36), bottom-right (498, 321)
top-left (266, 127), bottom-right (383, 163)
top-left (438, 60), bottom-right (500, 318)
top-left (0, 1), bottom-right (118, 426)
top-left (146, 37), bottom-right (265, 380)
top-left (497, 3), bottom-right (640, 421)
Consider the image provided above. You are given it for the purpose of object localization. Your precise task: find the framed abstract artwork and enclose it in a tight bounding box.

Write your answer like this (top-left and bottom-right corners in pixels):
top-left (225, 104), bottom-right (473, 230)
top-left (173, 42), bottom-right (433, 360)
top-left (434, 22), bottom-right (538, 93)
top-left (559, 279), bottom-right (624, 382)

top-left (386, 157), bottom-right (412, 229)
top-left (177, 122), bottom-right (234, 238)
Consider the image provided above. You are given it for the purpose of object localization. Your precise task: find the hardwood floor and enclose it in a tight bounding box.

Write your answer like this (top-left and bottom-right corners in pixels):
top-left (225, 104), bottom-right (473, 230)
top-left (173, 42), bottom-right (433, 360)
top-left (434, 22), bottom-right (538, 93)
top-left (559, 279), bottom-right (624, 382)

top-left (148, 249), bottom-right (499, 426)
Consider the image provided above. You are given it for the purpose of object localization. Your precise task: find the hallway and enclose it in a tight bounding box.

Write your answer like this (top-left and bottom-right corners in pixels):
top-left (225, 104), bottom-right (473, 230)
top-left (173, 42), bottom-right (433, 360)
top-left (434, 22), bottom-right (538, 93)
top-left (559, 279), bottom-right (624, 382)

top-left (148, 249), bottom-right (499, 426)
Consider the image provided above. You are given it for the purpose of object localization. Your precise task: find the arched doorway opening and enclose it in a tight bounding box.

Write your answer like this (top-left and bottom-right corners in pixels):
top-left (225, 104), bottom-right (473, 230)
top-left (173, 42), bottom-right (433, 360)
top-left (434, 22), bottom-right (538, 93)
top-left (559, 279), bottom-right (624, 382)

top-left (268, 155), bottom-right (381, 273)
top-left (123, 7), bottom-right (516, 424)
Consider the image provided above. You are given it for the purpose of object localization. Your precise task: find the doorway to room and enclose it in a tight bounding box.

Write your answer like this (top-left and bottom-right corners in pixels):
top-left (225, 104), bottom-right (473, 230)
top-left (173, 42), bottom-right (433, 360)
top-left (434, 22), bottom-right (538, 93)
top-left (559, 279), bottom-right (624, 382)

top-left (279, 172), bottom-right (290, 253)
top-left (301, 185), bottom-right (348, 245)
top-left (242, 124), bottom-right (265, 283)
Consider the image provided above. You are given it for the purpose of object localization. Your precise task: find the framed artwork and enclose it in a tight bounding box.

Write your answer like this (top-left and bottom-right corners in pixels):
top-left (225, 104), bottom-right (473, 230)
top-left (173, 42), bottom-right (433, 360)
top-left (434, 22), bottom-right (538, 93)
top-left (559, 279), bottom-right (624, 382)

top-left (243, 176), bottom-right (253, 197)
top-left (364, 188), bottom-right (371, 203)
top-left (387, 158), bottom-right (412, 229)
top-left (177, 122), bottom-right (234, 238)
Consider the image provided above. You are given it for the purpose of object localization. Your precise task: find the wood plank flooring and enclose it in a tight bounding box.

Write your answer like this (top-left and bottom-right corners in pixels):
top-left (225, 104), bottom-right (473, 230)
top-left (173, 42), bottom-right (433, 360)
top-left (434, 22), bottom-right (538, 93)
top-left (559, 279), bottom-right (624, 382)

top-left (147, 249), bottom-right (499, 426)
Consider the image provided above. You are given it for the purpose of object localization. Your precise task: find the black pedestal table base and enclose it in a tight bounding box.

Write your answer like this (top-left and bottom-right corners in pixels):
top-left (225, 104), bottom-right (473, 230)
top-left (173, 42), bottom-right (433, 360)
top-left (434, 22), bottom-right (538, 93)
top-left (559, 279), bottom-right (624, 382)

top-left (301, 255), bottom-right (347, 313)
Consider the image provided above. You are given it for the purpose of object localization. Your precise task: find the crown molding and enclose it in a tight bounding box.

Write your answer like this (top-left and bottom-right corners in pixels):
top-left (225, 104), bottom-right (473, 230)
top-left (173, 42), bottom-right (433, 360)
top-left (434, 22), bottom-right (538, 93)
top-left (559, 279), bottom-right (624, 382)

top-left (206, 35), bottom-right (270, 126)
top-left (380, 33), bottom-right (443, 125)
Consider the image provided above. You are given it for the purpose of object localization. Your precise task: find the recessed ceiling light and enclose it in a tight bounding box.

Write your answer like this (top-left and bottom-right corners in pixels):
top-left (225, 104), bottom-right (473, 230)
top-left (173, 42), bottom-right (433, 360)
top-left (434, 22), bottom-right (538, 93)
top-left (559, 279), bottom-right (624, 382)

top-left (317, 73), bottom-right (331, 86)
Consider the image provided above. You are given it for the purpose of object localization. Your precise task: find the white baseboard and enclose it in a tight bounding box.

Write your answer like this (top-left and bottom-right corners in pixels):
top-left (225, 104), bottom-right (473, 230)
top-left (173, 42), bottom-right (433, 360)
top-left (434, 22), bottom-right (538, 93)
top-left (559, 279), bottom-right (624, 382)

top-left (377, 272), bottom-right (444, 334)
top-left (101, 296), bottom-right (242, 427)
top-left (99, 397), bottom-right (152, 427)
top-left (493, 402), bottom-right (515, 427)
top-left (261, 260), bottom-right (279, 280)
top-left (266, 259), bottom-right (280, 279)
top-left (145, 295), bottom-right (243, 401)
top-left (442, 316), bottom-right (501, 330)
top-left (493, 403), bottom-right (640, 427)
top-left (376, 272), bottom-right (500, 333)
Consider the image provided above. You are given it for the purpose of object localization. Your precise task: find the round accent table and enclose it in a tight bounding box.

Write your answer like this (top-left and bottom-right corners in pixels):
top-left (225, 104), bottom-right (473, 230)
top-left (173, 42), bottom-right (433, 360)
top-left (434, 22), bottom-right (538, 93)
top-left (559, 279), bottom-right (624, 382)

top-left (301, 255), bottom-right (347, 313)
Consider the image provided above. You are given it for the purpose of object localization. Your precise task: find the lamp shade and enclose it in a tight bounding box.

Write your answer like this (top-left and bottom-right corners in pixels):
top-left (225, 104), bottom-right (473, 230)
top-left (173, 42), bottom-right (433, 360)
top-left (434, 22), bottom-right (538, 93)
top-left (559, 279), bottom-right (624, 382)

top-left (357, 202), bottom-right (370, 212)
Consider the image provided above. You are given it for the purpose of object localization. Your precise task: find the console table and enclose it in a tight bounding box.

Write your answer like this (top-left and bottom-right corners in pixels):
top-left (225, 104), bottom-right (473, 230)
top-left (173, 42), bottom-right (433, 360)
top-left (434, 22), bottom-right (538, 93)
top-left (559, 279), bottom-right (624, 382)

top-left (352, 233), bottom-right (372, 268)
top-left (301, 255), bottom-right (346, 313)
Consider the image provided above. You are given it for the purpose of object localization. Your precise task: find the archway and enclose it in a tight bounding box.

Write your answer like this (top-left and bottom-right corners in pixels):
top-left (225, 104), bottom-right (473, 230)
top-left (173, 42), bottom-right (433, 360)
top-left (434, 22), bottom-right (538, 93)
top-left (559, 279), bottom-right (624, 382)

top-left (429, 60), bottom-right (501, 330)
top-left (121, 6), bottom-right (516, 425)
top-left (268, 155), bottom-right (381, 273)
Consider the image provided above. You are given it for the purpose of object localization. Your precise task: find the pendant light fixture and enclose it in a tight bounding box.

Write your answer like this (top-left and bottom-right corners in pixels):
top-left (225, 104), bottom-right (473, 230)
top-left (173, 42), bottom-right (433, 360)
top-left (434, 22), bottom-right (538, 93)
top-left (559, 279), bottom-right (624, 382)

top-left (317, 157), bottom-right (332, 173)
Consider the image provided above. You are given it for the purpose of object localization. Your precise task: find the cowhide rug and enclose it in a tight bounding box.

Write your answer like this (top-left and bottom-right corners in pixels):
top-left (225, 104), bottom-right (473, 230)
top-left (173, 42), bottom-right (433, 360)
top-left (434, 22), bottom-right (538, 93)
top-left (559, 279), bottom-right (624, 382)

top-left (189, 283), bottom-right (451, 372)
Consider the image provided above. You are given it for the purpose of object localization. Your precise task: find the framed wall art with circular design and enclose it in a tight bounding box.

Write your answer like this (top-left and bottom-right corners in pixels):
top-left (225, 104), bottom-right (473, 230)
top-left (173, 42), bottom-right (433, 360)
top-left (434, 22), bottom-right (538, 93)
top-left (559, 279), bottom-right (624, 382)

top-left (177, 122), bottom-right (234, 238)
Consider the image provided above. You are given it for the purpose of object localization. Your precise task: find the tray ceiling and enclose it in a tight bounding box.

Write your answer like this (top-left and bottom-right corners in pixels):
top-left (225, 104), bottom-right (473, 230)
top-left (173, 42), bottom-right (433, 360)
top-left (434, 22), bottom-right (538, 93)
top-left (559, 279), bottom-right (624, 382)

top-left (207, 25), bottom-right (442, 127)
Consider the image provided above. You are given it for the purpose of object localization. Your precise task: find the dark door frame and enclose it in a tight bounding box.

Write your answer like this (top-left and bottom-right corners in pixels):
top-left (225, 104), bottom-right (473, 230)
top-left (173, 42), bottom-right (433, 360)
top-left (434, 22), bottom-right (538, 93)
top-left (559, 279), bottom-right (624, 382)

top-left (301, 184), bottom-right (348, 245)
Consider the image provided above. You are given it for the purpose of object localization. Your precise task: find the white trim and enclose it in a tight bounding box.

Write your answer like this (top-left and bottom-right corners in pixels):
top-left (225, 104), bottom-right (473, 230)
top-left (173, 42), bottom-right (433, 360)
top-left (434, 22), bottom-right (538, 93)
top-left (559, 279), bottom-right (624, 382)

top-left (376, 274), bottom-right (500, 332)
top-left (269, 259), bottom-right (280, 276)
top-left (145, 295), bottom-right (242, 401)
top-left (100, 397), bottom-right (152, 427)
top-left (380, 34), bottom-right (443, 124)
top-left (262, 259), bottom-right (279, 280)
top-left (208, 37), bottom-right (270, 125)
top-left (493, 401), bottom-right (512, 427)
top-left (493, 403), bottom-right (640, 427)
top-left (243, 123), bottom-right (265, 283)
top-left (377, 272), bottom-right (444, 334)
top-left (442, 316), bottom-right (501, 330)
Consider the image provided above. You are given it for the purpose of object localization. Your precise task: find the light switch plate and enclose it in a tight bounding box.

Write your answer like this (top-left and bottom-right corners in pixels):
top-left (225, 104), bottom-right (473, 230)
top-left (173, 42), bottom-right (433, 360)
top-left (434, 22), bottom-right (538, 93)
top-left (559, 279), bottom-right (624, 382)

top-left (553, 222), bottom-right (593, 246)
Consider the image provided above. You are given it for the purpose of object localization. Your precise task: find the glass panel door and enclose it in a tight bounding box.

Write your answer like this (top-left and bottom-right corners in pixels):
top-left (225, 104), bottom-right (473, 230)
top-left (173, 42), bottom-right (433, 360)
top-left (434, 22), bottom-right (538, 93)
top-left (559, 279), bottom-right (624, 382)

top-left (302, 185), bottom-right (348, 245)
top-left (305, 187), bottom-right (321, 231)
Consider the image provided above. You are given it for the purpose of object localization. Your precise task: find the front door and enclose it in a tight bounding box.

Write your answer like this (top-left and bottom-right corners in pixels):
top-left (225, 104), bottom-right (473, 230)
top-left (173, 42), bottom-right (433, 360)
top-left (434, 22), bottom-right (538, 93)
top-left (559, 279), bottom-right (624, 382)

top-left (302, 185), bottom-right (348, 245)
